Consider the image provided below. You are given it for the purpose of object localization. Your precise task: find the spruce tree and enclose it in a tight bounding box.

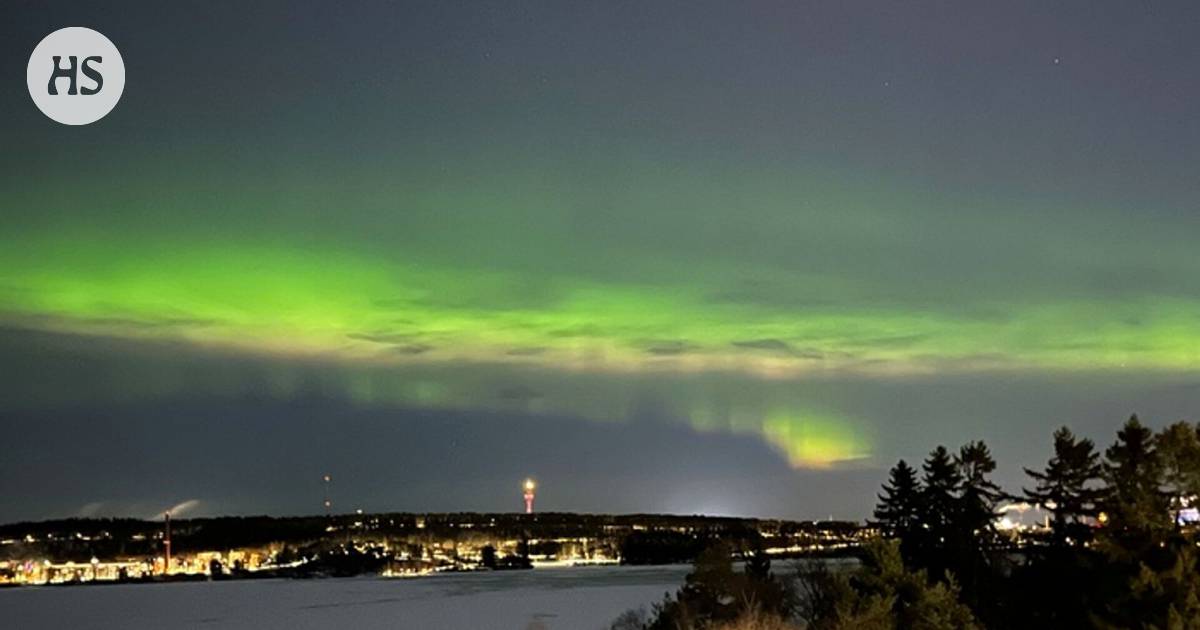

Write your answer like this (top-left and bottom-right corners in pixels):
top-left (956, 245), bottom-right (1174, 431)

top-left (1097, 418), bottom-right (1200, 629)
top-left (1156, 421), bottom-right (1200, 523)
top-left (956, 441), bottom-right (1002, 537)
top-left (922, 446), bottom-right (962, 534)
top-left (918, 445), bottom-right (962, 576)
top-left (953, 441), bottom-right (1003, 613)
top-left (1024, 426), bottom-right (1102, 547)
top-left (1101, 415), bottom-right (1170, 557)
top-left (874, 459), bottom-right (922, 542)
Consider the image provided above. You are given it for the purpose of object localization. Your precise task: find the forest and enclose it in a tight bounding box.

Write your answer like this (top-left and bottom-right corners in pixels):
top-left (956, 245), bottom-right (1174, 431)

top-left (622, 415), bottom-right (1200, 630)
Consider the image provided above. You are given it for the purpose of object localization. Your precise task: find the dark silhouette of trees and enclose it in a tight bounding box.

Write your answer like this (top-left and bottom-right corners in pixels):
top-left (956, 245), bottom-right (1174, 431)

top-left (853, 415), bottom-right (1200, 630)
top-left (1006, 428), bottom-right (1106, 627)
top-left (955, 441), bottom-right (1003, 537)
top-left (1023, 427), bottom-right (1102, 548)
top-left (1089, 416), bottom-right (1200, 629)
top-left (644, 542), bottom-right (796, 630)
top-left (1099, 415), bottom-right (1171, 560)
top-left (951, 441), bottom-right (1003, 613)
top-left (744, 535), bottom-right (772, 583)
top-left (628, 415), bottom-right (1200, 630)
top-left (915, 445), bottom-right (961, 578)
top-left (796, 539), bottom-right (980, 630)
top-left (620, 530), bottom-right (710, 565)
top-left (480, 544), bottom-right (497, 569)
top-left (874, 459), bottom-right (922, 559)
top-left (868, 443), bottom-right (1004, 620)
top-left (1156, 421), bottom-right (1200, 524)
top-left (920, 446), bottom-right (962, 537)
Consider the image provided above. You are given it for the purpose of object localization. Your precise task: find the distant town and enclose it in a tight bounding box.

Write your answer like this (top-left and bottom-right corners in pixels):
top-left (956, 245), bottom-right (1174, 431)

top-left (0, 504), bottom-right (1051, 587)
top-left (0, 510), bottom-right (867, 586)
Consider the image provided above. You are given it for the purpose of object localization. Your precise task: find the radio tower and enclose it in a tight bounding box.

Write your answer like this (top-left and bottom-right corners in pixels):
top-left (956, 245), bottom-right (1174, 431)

top-left (163, 511), bottom-right (172, 576)
top-left (323, 474), bottom-right (332, 516)
top-left (523, 478), bottom-right (537, 514)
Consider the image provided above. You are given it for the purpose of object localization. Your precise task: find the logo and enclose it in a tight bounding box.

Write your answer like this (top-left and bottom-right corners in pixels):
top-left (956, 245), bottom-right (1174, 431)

top-left (27, 27), bottom-right (125, 125)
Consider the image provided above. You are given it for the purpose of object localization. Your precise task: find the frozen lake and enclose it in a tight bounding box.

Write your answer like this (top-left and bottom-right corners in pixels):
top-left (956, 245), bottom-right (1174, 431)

top-left (0, 565), bottom-right (691, 630)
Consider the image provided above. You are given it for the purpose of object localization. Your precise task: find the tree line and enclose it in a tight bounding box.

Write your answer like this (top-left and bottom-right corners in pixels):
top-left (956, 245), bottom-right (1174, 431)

top-left (617, 414), bottom-right (1200, 629)
top-left (865, 414), bottom-right (1200, 628)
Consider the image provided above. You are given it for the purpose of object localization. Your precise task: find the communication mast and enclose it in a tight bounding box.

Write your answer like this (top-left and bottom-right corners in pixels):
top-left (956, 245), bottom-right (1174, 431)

top-left (163, 511), bottom-right (172, 576)
top-left (323, 474), bottom-right (332, 516)
top-left (523, 478), bottom-right (537, 514)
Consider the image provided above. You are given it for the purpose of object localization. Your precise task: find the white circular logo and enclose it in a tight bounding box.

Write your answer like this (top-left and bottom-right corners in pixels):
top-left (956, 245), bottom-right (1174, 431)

top-left (27, 27), bottom-right (125, 125)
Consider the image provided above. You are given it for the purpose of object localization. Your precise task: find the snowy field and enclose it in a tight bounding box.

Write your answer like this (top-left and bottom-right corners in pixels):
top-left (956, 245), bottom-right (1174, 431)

top-left (0, 565), bottom-right (690, 630)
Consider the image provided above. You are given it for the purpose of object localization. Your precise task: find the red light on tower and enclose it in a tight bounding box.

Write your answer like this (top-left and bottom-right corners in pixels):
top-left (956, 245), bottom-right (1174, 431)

top-left (523, 478), bottom-right (536, 514)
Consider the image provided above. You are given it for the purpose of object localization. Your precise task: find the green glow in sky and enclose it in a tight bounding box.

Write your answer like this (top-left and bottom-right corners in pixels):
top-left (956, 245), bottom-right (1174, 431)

top-left (3, 228), bottom-right (1197, 374)
top-left (3, 129), bottom-right (1199, 473)
top-left (762, 410), bottom-right (871, 469)
top-left (2, 219), bottom-right (1197, 470)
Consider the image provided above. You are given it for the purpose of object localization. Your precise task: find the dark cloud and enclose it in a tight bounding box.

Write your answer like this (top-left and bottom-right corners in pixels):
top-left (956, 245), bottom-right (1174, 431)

top-left (643, 340), bottom-right (698, 356)
top-left (347, 332), bottom-right (421, 344)
top-left (1, 313), bottom-right (221, 332)
top-left (731, 338), bottom-right (823, 359)
top-left (847, 334), bottom-right (930, 349)
top-left (349, 332), bottom-right (436, 354)
top-left (389, 344), bottom-right (434, 355)
top-left (80, 316), bottom-right (221, 330)
top-left (732, 339), bottom-right (792, 353)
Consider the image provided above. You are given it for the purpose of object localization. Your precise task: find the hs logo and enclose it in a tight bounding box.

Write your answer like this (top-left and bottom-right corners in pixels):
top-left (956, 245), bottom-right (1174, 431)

top-left (27, 27), bottom-right (125, 125)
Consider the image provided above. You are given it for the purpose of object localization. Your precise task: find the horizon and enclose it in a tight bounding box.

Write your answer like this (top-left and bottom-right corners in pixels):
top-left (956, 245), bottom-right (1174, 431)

top-left (0, 508), bottom-right (864, 527)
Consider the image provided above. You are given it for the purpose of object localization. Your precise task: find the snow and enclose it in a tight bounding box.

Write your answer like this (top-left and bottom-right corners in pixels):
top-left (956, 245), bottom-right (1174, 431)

top-left (0, 565), bottom-right (690, 630)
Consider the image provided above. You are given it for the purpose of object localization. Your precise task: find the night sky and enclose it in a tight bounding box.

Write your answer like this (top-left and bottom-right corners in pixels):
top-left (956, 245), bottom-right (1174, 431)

top-left (2, 1), bottom-right (1199, 522)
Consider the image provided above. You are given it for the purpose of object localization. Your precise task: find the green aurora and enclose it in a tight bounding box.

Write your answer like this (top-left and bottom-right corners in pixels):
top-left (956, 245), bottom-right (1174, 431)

top-left (3, 188), bottom-right (1198, 468)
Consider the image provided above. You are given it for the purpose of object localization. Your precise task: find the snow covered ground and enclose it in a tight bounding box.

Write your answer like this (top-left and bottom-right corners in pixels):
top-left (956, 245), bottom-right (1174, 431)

top-left (0, 564), bottom-right (690, 630)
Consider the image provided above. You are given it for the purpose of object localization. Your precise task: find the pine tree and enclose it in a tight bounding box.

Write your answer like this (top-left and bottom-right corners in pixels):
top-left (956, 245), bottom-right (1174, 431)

top-left (1090, 417), bottom-right (1200, 629)
top-left (956, 441), bottom-right (1002, 537)
top-left (1124, 545), bottom-right (1200, 629)
top-left (797, 539), bottom-right (982, 630)
top-left (917, 446), bottom-right (962, 576)
top-left (1156, 421), bottom-right (1200, 523)
top-left (922, 446), bottom-right (962, 536)
top-left (1024, 426), bottom-right (1102, 547)
top-left (1100, 415), bottom-right (1170, 559)
top-left (743, 535), bottom-right (772, 582)
top-left (1012, 429), bottom-right (1105, 627)
top-left (874, 460), bottom-right (922, 540)
top-left (951, 441), bottom-right (1003, 613)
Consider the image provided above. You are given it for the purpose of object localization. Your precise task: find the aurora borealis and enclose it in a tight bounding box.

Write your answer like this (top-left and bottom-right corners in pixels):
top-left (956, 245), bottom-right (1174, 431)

top-left (2, 1), bottom-right (1199, 521)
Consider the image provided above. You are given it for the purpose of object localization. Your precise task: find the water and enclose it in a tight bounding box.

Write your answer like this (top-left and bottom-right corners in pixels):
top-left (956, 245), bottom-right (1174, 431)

top-left (0, 565), bottom-right (691, 630)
